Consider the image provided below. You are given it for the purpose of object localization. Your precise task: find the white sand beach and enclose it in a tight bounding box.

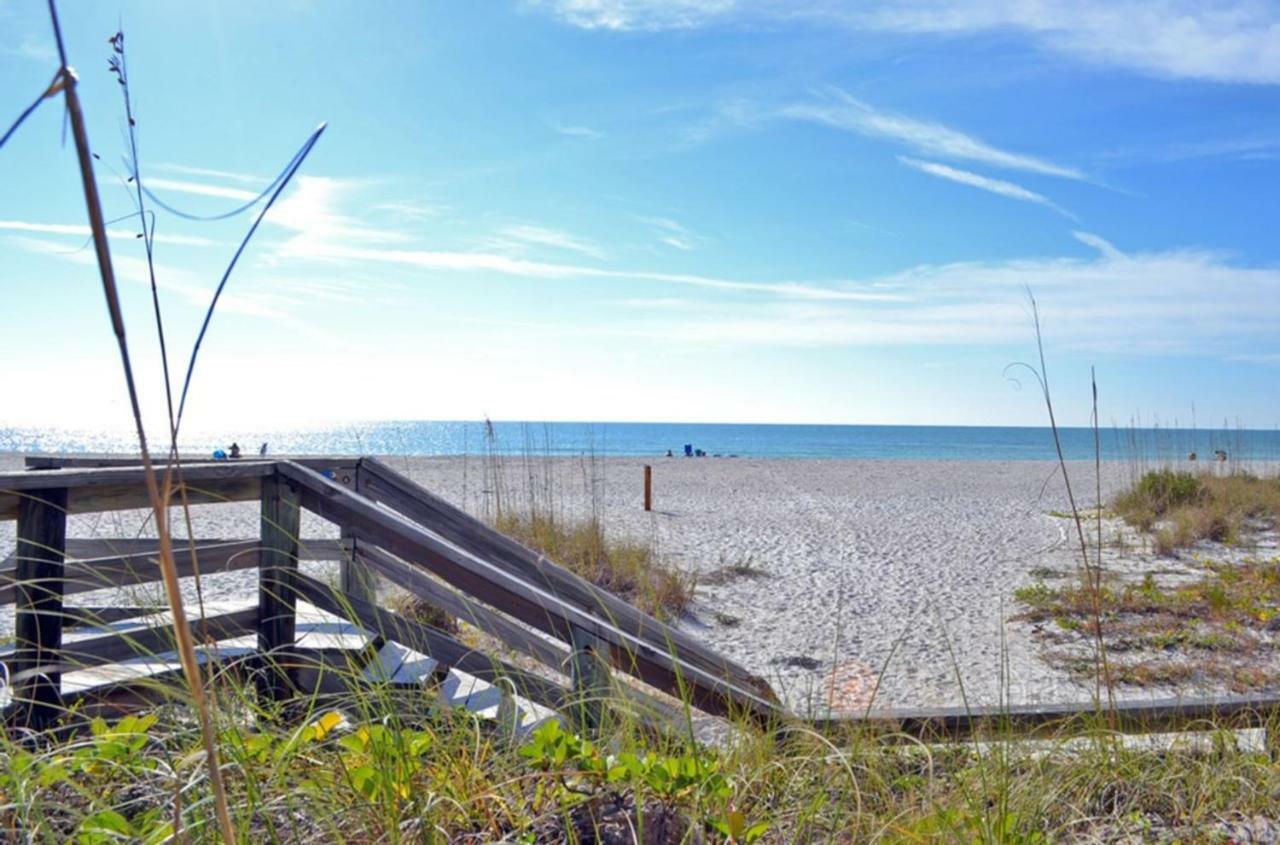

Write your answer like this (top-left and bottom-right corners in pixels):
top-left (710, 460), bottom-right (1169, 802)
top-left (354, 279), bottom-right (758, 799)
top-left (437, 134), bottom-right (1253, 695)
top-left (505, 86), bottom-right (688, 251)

top-left (0, 453), bottom-right (1232, 711)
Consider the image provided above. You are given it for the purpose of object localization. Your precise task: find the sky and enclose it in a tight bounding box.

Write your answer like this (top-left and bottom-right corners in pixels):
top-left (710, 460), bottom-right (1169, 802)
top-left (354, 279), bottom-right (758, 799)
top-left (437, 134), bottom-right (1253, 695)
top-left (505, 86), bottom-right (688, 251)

top-left (2, 0), bottom-right (1279, 433)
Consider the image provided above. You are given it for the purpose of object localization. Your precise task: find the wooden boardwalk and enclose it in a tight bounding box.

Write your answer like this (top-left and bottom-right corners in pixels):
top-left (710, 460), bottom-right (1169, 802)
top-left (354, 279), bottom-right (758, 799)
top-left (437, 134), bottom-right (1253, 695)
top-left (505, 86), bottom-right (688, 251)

top-left (3, 454), bottom-right (1280, 745)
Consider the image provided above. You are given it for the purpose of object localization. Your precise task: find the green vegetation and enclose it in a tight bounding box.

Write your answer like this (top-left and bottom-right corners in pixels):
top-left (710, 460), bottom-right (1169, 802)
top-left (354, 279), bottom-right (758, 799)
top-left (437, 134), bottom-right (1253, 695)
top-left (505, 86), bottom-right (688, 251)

top-left (1112, 470), bottom-right (1280, 552)
top-left (1017, 558), bottom-right (1280, 690)
top-left (495, 511), bottom-right (694, 621)
top-left (7, 681), bottom-right (1280, 842)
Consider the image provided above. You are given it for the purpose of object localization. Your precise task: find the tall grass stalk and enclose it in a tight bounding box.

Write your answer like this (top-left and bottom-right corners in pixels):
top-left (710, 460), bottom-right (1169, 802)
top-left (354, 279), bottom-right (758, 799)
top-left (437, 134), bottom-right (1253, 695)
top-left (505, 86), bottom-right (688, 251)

top-left (1006, 292), bottom-right (1115, 713)
top-left (42, 1), bottom-right (236, 839)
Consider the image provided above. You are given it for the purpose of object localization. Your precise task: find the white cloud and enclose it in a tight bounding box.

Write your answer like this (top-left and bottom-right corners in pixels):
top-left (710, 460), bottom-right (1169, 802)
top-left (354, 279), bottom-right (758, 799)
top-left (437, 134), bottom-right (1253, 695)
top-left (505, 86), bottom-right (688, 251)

top-left (1071, 230), bottom-right (1123, 259)
top-left (528, 0), bottom-right (735, 30)
top-left (280, 237), bottom-right (902, 302)
top-left (0, 220), bottom-right (216, 247)
top-left (897, 156), bottom-right (1077, 219)
top-left (497, 223), bottom-right (607, 258)
top-left (615, 246), bottom-right (1280, 357)
top-left (530, 0), bottom-right (1280, 84)
top-left (550, 122), bottom-right (606, 139)
top-left (143, 178), bottom-right (260, 202)
top-left (637, 215), bottom-right (707, 251)
top-left (783, 90), bottom-right (1083, 180)
top-left (853, 1), bottom-right (1280, 85)
top-left (151, 163), bottom-right (268, 184)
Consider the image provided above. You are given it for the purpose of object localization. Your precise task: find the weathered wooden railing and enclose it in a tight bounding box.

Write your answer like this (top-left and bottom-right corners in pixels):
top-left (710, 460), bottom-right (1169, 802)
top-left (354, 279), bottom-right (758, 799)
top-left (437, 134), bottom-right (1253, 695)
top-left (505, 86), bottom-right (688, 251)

top-left (7, 454), bottom-right (1280, 746)
top-left (3, 456), bottom-right (780, 732)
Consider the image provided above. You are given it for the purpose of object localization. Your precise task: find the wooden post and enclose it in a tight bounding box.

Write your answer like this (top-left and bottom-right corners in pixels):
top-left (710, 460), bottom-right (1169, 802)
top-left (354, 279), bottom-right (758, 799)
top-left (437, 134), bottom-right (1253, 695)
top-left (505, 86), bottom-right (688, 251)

top-left (569, 623), bottom-right (611, 732)
top-left (258, 473), bottom-right (301, 703)
top-left (339, 527), bottom-right (377, 608)
top-left (643, 464), bottom-right (652, 512)
top-left (13, 488), bottom-right (68, 730)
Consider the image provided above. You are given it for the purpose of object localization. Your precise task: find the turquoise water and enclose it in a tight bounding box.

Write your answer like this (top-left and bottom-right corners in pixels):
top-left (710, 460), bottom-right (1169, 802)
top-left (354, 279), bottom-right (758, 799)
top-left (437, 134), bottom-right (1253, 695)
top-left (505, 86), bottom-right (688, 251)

top-left (4, 421), bottom-right (1279, 461)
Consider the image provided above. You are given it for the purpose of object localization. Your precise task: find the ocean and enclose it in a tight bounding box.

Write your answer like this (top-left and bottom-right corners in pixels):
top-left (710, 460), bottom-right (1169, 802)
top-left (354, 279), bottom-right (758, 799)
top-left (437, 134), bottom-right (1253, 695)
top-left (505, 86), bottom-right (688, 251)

top-left (3, 421), bottom-right (1279, 462)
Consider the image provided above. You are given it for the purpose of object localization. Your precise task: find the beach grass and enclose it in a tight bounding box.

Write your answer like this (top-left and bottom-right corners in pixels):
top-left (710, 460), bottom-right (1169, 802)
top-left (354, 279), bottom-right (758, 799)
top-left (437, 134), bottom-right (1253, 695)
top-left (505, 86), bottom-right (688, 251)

top-left (1016, 466), bottom-right (1280, 693)
top-left (4, 663), bottom-right (1280, 843)
top-left (494, 510), bottom-right (694, 622)
top-left (1112, 469), bottom-right (1280, 552)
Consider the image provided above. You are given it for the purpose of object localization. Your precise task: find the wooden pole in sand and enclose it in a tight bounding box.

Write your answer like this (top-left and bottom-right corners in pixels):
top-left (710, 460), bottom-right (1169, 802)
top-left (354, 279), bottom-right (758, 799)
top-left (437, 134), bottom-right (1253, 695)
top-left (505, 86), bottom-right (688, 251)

top-left (643, 464), bottom-right (652, 512)
top-left (13, 488), bottom-right (68, 730)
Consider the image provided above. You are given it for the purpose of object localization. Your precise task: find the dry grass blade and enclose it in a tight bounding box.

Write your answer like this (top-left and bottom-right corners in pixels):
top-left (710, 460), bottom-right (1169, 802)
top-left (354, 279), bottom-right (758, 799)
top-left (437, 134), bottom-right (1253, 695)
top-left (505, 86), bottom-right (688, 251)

top-left (42, 1), bottom-right (235, 840)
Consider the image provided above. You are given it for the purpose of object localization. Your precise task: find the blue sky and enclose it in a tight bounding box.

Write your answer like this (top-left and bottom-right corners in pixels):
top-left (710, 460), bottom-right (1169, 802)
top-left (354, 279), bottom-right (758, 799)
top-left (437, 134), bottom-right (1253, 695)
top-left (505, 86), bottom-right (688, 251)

top-left (2, 0), bottom-right (1279, 432)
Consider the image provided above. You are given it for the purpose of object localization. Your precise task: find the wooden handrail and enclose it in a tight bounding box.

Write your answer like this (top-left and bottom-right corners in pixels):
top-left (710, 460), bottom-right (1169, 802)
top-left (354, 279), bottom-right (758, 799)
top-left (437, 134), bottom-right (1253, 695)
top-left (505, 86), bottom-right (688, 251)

top-left (357, 456), bottom-right (779, 703)
top-left (0, 539), bottom-right (345, 606)
top-left (279, 460), bottom-right (784, 723)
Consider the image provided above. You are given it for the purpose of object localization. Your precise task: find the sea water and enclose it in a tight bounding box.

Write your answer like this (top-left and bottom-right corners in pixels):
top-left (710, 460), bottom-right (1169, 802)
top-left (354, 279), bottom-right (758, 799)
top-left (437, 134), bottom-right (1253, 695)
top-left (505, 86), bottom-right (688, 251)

top-left (4, 421), bottom-right (1280, 462)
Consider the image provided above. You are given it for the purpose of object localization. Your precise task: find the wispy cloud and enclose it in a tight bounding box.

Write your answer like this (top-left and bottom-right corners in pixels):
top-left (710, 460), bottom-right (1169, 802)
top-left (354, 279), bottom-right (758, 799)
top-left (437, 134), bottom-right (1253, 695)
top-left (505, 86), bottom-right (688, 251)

top-left (151, 163), bottom-right (268, 184)
top-left (1071, 230), bottom-right (1123, 259)
top-left (530, 0), bottom-right (1280, 84)
top-left (637, 216), bottom-right (707, 251)
top-left (611, 246), bottom-right (1280, 357)
top-left (7, 34), bottom-right (55, 63)
top-left (0, 220), bottom-right (217, 247)
top-left (550, 121), bottom-right (606, 139)
top-left (372, 200), bottom-right (451, 222)
top-left (784, 89), bottom-right (1083, 180)
top-left (897, 156), bottom-right (1077, 219)
top-left (282, 238), bottom-right (902, 302)
top-left (528, 0), bottom-right (734, 31)
top-left (495, 224), bottom-right (607, 259)
top-left (143, 177), bottom-right (260, 202)
top-left (852, 1), bottom-right (1280, 86)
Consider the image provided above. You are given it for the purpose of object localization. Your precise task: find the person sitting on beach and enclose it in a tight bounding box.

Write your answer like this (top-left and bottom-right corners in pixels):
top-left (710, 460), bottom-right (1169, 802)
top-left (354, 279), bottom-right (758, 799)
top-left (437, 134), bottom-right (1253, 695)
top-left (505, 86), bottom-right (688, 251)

top-left (229, 442), bottom-right (241, 459)
top-left (1188, 452), bottom-right (1197, 461)
top-left (1215, 449), bottom-right (1228, 462)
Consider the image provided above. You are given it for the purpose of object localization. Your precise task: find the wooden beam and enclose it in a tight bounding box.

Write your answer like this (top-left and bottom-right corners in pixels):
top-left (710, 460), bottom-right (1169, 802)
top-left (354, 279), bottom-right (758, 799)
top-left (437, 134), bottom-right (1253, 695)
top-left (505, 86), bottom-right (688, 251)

top-left (569, 624), bottom-right (612, 732)
top-left (11, 488), bottom-right (68, 729)
top-left (356, 543), bottom-right (569, 673)
top-left (338, 463), bottom-right (377, 606)
top-left (1, 608), bottom-right (258, 681)
top-left (0, 462), bottom-right (273, 521)
top-left (258, 473), bottom-right (302, 702)
top-left (290, 572), bottom-right (571, 713)
top-left (63, 606), bottom-right (170, 627)
top-left (357, 543), bottom-right (688, 731)
top-left (0, 539), bottom-right (344, 607)
top-left (822, 695), bottom-right (1280, 742)
top-left (281, 461), bottom-right (781, 723)
top-left (357, 457), bottom-right (777, 705)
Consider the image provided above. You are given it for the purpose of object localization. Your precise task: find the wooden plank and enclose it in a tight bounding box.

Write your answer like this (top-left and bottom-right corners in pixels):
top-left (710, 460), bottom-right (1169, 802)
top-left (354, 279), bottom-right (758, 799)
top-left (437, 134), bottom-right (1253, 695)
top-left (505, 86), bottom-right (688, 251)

top-left (1, 608), bottom-right (258, 681)
top-left (1, 460), bottom-right (275, 492)
top-left (11, 488), bottom-right (68, 729)
top-left (26, 454), bottom-right (357, 474)
top-left (258, 474), bottom-right (302, 701)
top-left (0, 466), bottom-right (270, 521)
top-left (280, 461), bottom-right (781, 723)
top-left (1, 537), bottom-right (345, 567)
top-left (569, 623), bottom-right (612, 731)
top-left (357, 457), bottom-right (777, 703)
top-left (356, 543), bottom-right (569, 673)
top-left (0, 540), bottom-right (344, 607)
top-left (290, 572), bottom-right (571, 713)
top-left (338, 460), bottom-right (375, 605)
top-left (357, 457), bottom-right (778, 705)
top-left (824, 695), bottom-right (1280, 741)
top-left (64, 606), bottom-right (170, 627)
